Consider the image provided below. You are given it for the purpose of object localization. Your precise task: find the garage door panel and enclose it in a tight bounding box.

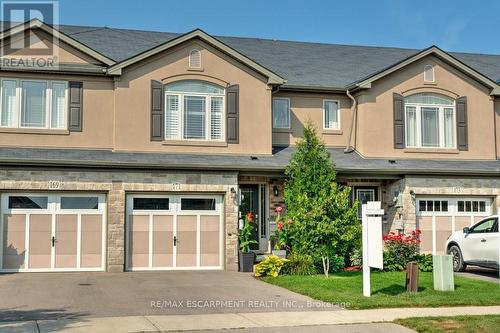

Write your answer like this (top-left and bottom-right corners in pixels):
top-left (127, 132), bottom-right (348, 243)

top-left (200, 215), bottom-right (220, 267)
top-left (55, 214), bottom-right (78, 268)
top-left (455, 216), bottom-right (471, 231)
top-left (80, 215), bottom-right (102, 268)
top-left (152, 215), bottom-right (173, 267)
top-left (29, 214), bottom-right (52, 269)
top-left (129, 215), bottom-right (149, 268)
top-left (2, 214), bottom-right (26, 269)
top-left (176, 215), bottom-right (197, 267)
top-left (418, 216), bottom-right (433, 253)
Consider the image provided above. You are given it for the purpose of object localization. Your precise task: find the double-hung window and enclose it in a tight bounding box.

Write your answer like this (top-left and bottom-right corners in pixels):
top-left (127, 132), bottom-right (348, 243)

top-left (164, 80), bottom-right (225, 141)
top-left (323, 100), bottom-right (340, 130)
top-left (0, 78), bottom-right (68, 129)
top-left (272, 98), bottom-right (290, 129)
top-left (404, 93), bottom-right (456, 148)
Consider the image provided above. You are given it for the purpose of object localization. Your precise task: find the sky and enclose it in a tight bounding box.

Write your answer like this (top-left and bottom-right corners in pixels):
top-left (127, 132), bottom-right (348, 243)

top-left (54, 0), bottom-right (500, 55)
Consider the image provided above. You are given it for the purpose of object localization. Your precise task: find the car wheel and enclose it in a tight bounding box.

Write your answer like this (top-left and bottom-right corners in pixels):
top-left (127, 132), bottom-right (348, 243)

top-left (448, 245), bottom-right (467, 272)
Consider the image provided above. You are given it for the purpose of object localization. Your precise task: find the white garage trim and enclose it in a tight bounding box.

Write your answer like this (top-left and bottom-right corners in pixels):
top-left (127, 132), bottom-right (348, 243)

top-left (0, 192), bottom-right (106, 272)
top-left (125, 194), bottom-right (224, 271)
top-left (416, 196), bottom-right (493, 255)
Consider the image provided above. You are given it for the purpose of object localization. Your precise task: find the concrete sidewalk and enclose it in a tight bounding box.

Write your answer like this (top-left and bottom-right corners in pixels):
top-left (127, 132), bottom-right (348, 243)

top-left (2, 305), bottom-right (500, 332)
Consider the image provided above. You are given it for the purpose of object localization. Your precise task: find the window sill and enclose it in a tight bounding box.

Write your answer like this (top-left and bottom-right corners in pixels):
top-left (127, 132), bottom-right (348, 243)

top-left (162, 140), bottom-right (228, 147)
top-left (273, 128), bottom-right (292, 133)
top-left (404, 148), bottom-right (459, 154)
top-left (322, 129), bottom-right (343, 135)
top-left (0, 128), bottom-right (70, 135)
top-left (187, 67), bottom-right (204, 72)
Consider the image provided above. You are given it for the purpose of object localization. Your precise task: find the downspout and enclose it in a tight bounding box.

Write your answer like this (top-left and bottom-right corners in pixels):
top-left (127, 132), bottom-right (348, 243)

top-left (344, 89), bottom-right (357, 153)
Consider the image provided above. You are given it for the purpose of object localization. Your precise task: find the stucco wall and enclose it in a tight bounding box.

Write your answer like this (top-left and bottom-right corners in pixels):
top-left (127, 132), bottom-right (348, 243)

top-left (272, 92), bottom-right (352, 147)
top-left (113, 39), bottom-right (273, 154)
top-left (0, 73), bottom-right (115, 149)
top-left (355, 55), bottom-right (497, 160)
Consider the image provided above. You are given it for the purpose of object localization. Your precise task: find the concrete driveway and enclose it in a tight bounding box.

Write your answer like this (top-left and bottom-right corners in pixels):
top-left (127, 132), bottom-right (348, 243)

top-left (0, 271), bottom-right (335, 321)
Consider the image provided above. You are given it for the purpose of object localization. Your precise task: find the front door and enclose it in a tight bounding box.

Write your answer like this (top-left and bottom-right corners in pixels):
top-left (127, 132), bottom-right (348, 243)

top-left (239, 185), bottom-right (268, 252)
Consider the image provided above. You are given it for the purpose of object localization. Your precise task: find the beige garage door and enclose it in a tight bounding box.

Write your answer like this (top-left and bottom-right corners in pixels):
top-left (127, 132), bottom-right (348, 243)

top-left (417, 196), bottom-right (493, 254)
top-left (126, 194), bottom-right (223, 271)
top-left (0, 193), bottom-right (106, 272)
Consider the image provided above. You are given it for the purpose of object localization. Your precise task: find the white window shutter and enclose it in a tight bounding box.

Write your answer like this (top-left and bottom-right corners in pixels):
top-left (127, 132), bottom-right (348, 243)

top-left (211, 97), bottom-right (223, 140)
top-left (165, 94), bottom-right (180, 139)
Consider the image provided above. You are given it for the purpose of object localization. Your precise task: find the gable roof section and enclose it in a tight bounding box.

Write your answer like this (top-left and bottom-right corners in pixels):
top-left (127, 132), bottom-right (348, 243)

top-left (106, 29), bottom-right (286, 85)
top-left (346, 46), bottom-right (500, 95)
top-left (0, 19), bottom-right (116, 66)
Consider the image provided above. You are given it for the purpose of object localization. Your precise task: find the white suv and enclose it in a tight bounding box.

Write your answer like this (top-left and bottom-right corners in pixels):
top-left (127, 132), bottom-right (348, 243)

top-left (445, 215), bottom-right (499, 272)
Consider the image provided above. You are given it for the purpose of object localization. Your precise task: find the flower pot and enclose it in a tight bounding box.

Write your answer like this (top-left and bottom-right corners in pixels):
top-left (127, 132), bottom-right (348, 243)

top-left (239, 251), bottom-right (255, 272)
top-left (272, 250), bottom-right (287, 258)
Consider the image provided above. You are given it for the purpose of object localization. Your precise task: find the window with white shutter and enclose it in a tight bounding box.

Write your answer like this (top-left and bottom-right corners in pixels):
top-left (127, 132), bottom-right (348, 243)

top-left (0, 78), bottom-right (68, 129)
top-left (164, 80), bottom-right (225, 142)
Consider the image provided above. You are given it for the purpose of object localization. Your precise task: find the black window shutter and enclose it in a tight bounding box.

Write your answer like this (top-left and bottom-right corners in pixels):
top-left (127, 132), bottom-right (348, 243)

top-left (151, 80), bottom-right (164, 141)
top-left (456, 96), bottom-right (468, 151)
top-left (393, 93), bottom-right (405, 149)
top-left (68, 81), bottom-right (83, 132)
top-left (226, 84), bottom-right (239, 143)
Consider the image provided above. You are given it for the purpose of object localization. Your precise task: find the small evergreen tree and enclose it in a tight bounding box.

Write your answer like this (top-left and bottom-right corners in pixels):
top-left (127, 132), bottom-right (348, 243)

top-left (284, 122), bottom-right (360, 277)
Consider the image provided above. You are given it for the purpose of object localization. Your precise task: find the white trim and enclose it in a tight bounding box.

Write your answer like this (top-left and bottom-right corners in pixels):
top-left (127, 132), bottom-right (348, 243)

top-left (0, 78), bottom-right (68, 130)
top-left (125, 193), bottom-right (224, 271)
top-left (164, 87), bottom-right (226, 142)
top-left (188, 49), bottom-right (202, 69)
top-left (272, 97), bottom-right (291, 129)
top-left (417, 196), bottom-right (492, 217)
top-left (76, 214), bottom-right (81, 269)
top-left (404, 96), bottom-right (456, 149)
top-left (424, 65), bottom-right (435, 82)
top-left (432, 215), bottom-right (436, 255)
top-left (0, 192), bottom-right (106, 272)
top-left (148, 214), bottom-right (153, 268)
top-left (322, 99), bottom-right (340, 130)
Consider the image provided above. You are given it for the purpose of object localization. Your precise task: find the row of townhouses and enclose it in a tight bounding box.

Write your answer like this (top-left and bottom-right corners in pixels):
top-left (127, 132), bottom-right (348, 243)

top-left (0, 19), bottom-right (499, 273)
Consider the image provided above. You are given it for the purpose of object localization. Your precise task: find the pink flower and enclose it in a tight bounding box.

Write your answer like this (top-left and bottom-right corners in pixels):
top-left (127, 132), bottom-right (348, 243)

top-left (275, 206), bottom-right (283, 214)
top-left (287, 219), bottom-right (293, 225)
top-left (278, 222), bottom-right (284, 231)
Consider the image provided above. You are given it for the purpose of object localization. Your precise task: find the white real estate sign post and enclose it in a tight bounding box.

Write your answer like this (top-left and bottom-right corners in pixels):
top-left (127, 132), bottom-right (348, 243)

top-left (362, 201), bottom-right (384, 297)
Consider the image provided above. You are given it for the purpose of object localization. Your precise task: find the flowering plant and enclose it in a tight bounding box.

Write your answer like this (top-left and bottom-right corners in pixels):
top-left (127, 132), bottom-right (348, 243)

top-left (383, 230), bottom-right (421, 271)
top-left (238, 212), bottom-right (258, 252)
top-left (273, 206), bottom-right (293, 251)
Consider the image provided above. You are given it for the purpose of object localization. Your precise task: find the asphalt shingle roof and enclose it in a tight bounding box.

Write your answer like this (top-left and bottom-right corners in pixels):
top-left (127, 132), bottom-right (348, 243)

top-left (54, 25), bottom-right (500, 88)
top-left (0, 147), bottom-right (498, 176)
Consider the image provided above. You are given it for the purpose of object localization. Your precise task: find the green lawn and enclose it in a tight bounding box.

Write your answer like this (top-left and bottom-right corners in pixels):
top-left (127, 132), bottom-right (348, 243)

top-left (395, 315), bottom-right (500, 333)
top-left (262, 271), bottom-right (500, 309)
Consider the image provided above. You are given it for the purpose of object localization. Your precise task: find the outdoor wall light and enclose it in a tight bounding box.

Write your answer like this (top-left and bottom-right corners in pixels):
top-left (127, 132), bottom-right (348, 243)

top-left (230, 187), bottom-right (236, 197)
top-left (409, 190), bottom-right (416, 202)
top-left (273, 185), bottom-right (279, 197)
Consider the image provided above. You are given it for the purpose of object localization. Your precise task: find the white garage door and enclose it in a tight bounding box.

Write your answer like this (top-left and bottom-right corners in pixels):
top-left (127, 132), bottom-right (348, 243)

top-left (416, 196), bottom-right (493, 254)
top-left (0, 193), bottom-right (106, 272)
top-left (126, 194), bottom-right (223, 271)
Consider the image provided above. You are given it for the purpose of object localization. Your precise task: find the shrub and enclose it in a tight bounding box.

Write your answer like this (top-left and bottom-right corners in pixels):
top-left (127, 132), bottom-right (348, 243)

top-left (255, 255), bottom-right (289, 277)
top-left (283, 252), bottom-right (317, 275)
top-left (383, 230), bottom-right (421, 271)
top-left (283, 122), bottom-right (360, 277)
top-left (417, 253), bottom-right (433, 272)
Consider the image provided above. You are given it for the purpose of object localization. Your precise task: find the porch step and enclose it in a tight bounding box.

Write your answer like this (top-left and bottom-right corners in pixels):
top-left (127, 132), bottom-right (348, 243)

top-left (255, 253), bottom-right (272, 263)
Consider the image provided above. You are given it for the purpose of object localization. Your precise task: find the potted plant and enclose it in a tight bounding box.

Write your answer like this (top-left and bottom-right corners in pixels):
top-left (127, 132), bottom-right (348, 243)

top-left (238, 212), bottom-right (258, 272)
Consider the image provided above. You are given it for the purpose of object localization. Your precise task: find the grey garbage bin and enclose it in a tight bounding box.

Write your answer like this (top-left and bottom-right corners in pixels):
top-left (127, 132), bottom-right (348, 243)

top-left (433, 255), bottom-right (455, 291)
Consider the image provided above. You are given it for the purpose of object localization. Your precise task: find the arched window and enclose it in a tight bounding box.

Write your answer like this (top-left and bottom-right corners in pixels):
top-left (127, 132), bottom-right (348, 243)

top-left (404, 93), bottom-right (455, 148)
top-left (424, 65), bottom-right (435, 82)
top-left (164, 80), bottom-right (225, 141)
top-left (189, 49), bottom-right (202, 69)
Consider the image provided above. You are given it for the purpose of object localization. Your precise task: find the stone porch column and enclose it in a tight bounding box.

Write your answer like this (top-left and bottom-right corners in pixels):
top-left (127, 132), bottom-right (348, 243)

top-left (107, 181), bottom-right (125, 272)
